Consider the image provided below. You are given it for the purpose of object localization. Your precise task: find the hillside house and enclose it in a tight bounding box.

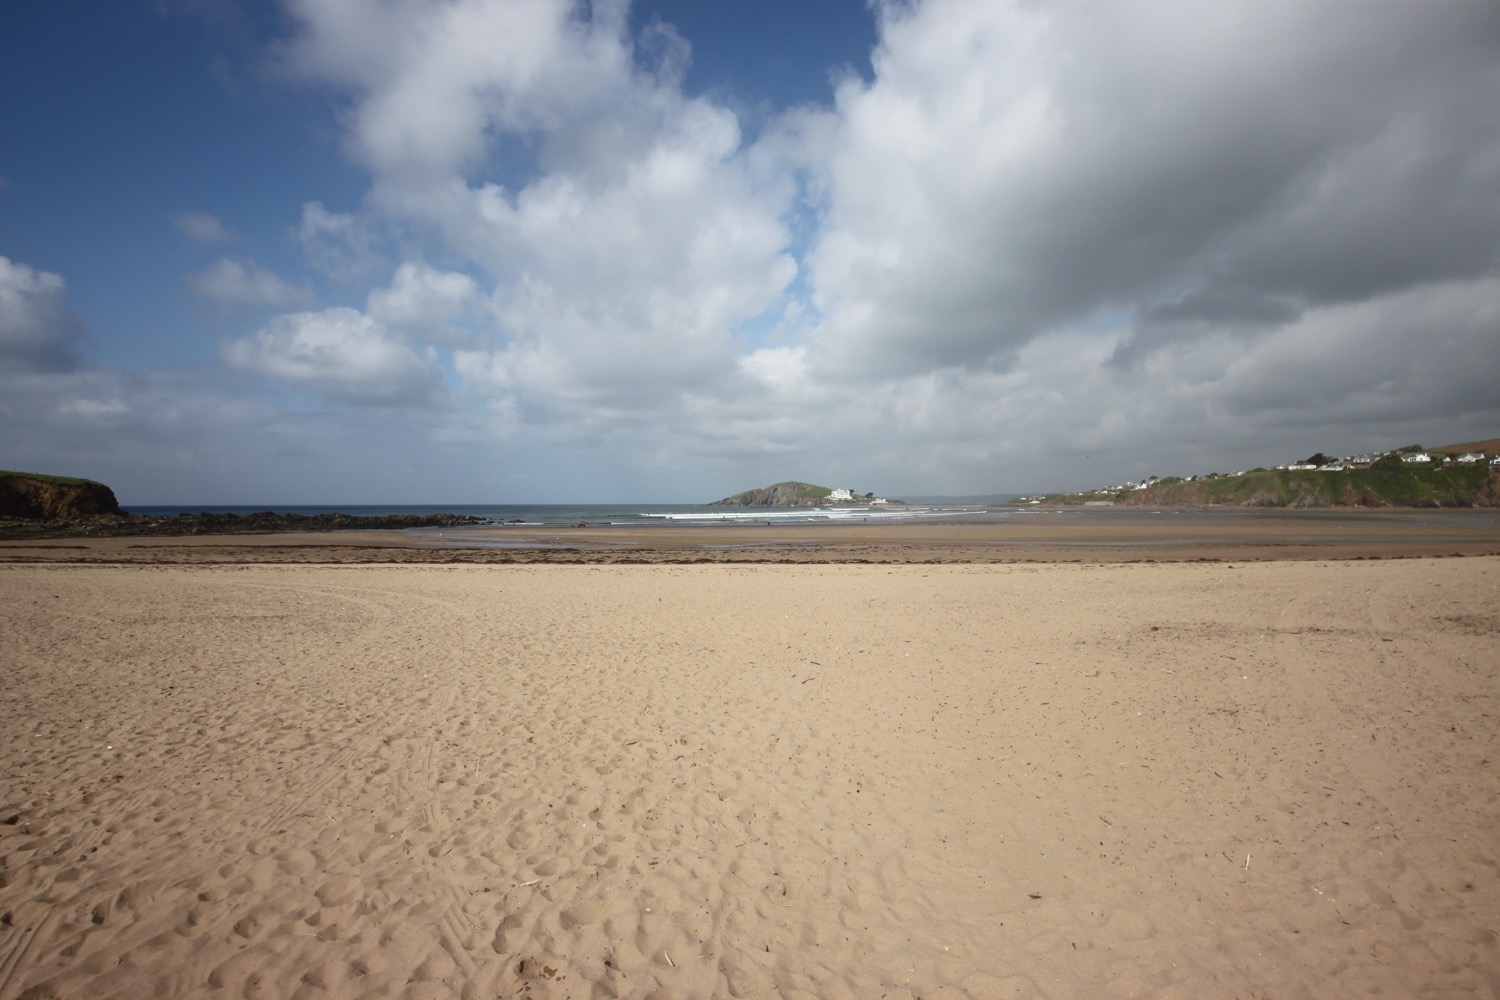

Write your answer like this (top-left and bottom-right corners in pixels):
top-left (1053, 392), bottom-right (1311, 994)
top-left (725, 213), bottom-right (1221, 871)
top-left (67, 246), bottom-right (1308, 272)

top-left (1402, 453), bottom-right (1432, 463)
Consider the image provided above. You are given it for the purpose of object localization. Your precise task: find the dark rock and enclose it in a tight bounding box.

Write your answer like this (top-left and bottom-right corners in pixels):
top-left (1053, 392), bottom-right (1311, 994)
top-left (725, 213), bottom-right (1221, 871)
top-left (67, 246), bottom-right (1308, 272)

top-left (0, 507), bottom-right (490, 539)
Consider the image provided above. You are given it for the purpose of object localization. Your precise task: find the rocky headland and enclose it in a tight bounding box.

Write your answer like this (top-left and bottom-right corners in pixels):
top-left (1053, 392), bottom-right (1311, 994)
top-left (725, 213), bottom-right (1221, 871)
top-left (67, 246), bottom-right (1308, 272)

top-left (0, 471), bottom-right (487, 539)
top-left (0, 471), bottom-right (122, 520)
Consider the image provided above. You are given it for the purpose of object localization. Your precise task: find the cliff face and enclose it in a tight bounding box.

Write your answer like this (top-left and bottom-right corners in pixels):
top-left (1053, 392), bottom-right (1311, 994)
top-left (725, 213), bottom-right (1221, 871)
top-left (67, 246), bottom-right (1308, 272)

top-left (711, 481), bottom-right (832, 507)
top-left (0, 473), bottom-right (123, 519)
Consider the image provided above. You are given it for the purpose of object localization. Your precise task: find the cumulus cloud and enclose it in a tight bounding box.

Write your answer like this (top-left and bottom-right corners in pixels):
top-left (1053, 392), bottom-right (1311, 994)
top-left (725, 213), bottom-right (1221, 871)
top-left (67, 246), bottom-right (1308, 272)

top-left (279, 0), bottom-right (798, 416)
top-left (173, 211), bottom-right (235, 243)
top-left (738, 345), bottom-right (807, 394)
top-left (367, 261), bottom-right (478, 346)
top-left (213, 0), bottom-right (1500, 496)
top-left (223, 307), bottom-right (445, 406)
top-left (804, 0), bottom-right (1500, 382)
top-left (0, 256), bottom-right (84, 372)
top-left (279, 0), bottom-right (637, 182)
top-left (186, 258), bottom-right (316, 309)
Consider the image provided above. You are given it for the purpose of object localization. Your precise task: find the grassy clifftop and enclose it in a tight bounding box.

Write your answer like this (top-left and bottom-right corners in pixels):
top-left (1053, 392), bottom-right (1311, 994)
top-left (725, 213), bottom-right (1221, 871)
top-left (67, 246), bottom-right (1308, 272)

top-left (1114, 465), bottom-right (1497, 508)
top-left (0, 469), bottom-right (103, 487)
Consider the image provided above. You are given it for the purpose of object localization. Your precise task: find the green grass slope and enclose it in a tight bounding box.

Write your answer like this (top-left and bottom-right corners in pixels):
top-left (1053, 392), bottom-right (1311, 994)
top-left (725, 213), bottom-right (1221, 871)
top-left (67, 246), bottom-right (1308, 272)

top-left (1122, 465), bottom-right (1497, 507)
top-left (0, 469), bottom-right (105, 487)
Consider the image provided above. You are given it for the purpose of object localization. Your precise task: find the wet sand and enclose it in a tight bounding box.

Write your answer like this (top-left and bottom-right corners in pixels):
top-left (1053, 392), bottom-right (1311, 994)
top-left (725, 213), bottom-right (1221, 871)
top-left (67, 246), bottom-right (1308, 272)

top-left (1, 513), bottom-right (1498, 998)
top-left (4, 506), bottom-right (1499, 565)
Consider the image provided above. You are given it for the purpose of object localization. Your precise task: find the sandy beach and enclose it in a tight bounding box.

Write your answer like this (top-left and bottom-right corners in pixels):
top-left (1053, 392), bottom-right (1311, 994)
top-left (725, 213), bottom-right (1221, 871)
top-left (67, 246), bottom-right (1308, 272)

top-left (2, 528), bottom-right (1499, 998)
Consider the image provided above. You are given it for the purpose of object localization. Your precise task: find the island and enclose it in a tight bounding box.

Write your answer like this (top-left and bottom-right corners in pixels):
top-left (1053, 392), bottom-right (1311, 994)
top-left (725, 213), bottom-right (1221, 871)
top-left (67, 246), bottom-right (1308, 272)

top-left (710, 481), bottom-right (902, 507)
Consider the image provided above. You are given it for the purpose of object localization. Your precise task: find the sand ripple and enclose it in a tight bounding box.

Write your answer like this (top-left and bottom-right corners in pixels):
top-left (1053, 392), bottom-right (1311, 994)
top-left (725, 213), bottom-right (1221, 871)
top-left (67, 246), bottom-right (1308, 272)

top-left (2, 560), bottom-right (1498, 998)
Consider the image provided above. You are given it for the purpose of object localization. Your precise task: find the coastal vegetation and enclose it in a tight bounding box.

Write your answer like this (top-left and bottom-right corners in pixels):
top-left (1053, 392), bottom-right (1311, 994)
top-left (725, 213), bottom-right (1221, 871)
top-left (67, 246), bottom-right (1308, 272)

top-left (1013, 439), bottom-right (1500, 508)
top-left (0, 469), bottom-right (102, 487)
top-left (1117, 464), bottom-right (1495, 508)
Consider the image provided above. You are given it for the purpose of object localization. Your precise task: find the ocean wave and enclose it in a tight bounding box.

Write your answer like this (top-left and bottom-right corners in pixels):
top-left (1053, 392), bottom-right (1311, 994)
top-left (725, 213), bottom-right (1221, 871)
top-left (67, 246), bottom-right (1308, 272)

top-left (642, 506), bottom-right (988, 523)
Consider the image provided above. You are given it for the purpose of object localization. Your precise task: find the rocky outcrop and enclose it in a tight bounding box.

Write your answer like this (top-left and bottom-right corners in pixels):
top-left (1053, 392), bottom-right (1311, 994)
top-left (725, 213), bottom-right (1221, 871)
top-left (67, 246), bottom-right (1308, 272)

top-left (711, 482), bottom-right (832, 507)
top-left (0, 473), bottom-right (122, 519)
top-left (109, 511), bottom-right (491, 535)
top-left (0, 472), bottom-right (496, 536)
top-left (0, 508), bottom-right (491, 539)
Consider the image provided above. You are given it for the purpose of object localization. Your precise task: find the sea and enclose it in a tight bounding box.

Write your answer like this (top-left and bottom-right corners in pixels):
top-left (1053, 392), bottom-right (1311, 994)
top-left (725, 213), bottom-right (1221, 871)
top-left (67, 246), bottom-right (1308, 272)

top-left (121, 503), bottom-right (1015, 528)
top-left (113, 503), bottom-right (1500, 551)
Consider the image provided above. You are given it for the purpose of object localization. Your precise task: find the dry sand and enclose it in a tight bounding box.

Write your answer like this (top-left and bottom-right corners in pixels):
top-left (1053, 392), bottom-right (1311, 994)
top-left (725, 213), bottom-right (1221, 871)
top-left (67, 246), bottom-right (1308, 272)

top-left (2, 550), bottom-right (1499, 998)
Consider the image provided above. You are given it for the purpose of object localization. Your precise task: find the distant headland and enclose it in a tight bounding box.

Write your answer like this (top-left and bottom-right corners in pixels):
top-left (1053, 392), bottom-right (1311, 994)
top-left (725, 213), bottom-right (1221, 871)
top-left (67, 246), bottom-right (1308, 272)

top-left (1013, 438), bottom-right (1500, 508)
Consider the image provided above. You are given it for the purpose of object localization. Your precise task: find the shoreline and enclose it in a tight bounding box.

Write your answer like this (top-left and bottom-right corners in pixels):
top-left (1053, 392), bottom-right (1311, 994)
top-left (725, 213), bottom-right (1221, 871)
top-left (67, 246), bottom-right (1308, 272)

top-left (3, 506), bottom-right (1498, 564)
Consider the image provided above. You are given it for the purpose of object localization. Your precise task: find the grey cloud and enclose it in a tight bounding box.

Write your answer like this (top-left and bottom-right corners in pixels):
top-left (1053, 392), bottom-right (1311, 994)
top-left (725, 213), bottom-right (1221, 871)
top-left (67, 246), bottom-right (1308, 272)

top-left (1112, 290), bottom-right (1301, 368)
top-left (1214, 279), bottom-right (1500, 423)
top-left (809, 0), bottom-right (1500, 381)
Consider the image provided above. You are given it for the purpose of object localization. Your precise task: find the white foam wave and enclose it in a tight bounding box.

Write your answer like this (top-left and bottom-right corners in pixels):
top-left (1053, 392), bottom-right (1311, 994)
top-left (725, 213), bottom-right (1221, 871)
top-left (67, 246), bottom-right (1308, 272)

top-left (642, 506), bottom-right (987, 522)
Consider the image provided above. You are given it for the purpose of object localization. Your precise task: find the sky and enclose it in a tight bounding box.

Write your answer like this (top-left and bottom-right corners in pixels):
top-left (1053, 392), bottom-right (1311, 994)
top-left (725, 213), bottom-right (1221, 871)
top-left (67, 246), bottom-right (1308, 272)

top-left (2, 0), bottom-right (1498, 505)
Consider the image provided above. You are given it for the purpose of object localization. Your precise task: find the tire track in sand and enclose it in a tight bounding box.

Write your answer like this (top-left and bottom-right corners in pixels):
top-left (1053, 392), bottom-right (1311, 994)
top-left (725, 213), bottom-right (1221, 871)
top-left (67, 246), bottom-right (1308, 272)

top-left (0, 907), bottom-right (60, 1000)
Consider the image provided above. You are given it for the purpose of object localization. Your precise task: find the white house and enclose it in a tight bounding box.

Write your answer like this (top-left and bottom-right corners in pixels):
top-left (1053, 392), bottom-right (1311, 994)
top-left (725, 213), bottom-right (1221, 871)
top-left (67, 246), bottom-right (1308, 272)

top-left (1457, 452), bottom-right (1486, 464)
top-left (1402, 453), bottom-right (1432, 463)
top-left (826, 488), bottom-right (855, 502)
